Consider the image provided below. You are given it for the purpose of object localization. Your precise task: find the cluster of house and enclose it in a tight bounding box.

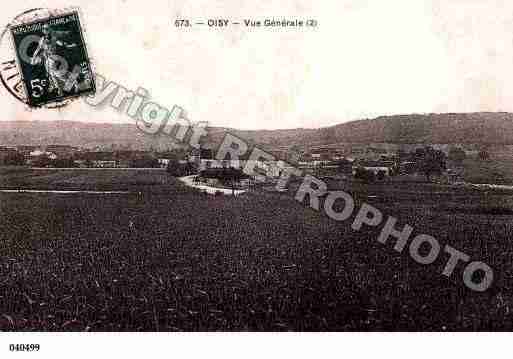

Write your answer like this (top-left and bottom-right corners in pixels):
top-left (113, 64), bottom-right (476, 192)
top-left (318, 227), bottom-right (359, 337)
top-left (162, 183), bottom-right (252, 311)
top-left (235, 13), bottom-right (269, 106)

top-left (293, 145), bottom-right (397, 177)
top-left (282, 142), bottom-right (495, 178)
top-left (302, 143), bottom-right (493, 160)
top-left (0, 142), bottom-right (504, 182)
top-left (0, 146), bottom-right (22, 164)
top-left (193, 147), bottom-right (394, 181)
top-left (0, 145), bottom-right (182, 169)
top-left (195, 149), bottom-right (291, 178)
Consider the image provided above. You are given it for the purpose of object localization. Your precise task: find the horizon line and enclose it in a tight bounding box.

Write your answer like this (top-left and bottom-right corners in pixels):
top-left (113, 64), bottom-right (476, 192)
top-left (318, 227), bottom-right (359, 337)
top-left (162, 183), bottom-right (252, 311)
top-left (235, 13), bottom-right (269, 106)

top-left (0, 111), bottom-right (512, 132)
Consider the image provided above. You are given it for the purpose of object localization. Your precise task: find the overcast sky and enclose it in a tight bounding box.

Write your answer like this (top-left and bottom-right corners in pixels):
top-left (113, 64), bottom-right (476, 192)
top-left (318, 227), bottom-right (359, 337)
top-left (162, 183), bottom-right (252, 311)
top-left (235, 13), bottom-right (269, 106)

top-left (1, 0), bottom-right (513, 130)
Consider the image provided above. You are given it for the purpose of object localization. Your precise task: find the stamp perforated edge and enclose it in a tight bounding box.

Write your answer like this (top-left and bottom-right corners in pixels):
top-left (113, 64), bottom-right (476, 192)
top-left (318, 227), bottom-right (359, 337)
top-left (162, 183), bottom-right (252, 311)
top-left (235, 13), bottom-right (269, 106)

top-left (7, 7), bottom-right (96, 109)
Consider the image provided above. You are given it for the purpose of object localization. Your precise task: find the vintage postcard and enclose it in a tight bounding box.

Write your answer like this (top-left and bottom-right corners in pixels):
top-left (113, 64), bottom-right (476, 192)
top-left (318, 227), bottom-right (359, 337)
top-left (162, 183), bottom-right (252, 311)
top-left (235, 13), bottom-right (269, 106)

top-left (0, 1), bottom-right (511, 358)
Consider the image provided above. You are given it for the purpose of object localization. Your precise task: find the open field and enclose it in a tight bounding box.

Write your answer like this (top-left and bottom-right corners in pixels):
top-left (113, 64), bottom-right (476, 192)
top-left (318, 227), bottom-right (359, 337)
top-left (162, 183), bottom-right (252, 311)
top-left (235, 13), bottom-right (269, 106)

top-left (460, 159), bottom-right (513, 185)
top-left (0, 168), bottom-right (513, 331)
top-left (0, 167), bottom-right (174, 192)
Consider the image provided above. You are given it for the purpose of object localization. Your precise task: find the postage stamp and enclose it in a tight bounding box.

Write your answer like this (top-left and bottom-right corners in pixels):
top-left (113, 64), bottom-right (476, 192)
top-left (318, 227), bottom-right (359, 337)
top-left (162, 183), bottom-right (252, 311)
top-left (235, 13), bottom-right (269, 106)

top-left (8, 10), bottom-right (95, 107)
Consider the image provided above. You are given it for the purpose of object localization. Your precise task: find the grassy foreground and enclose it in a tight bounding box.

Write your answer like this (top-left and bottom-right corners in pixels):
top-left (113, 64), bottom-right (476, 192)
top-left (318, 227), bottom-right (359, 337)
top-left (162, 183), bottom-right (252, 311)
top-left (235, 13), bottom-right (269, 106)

top-left (0, 169), bottom-right (512, 331)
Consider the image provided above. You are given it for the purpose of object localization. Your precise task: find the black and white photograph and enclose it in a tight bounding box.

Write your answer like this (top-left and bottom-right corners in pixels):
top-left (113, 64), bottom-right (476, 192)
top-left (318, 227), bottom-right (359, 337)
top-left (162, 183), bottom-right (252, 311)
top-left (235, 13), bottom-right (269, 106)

top-left (0, 1), bottom-right (512, 358)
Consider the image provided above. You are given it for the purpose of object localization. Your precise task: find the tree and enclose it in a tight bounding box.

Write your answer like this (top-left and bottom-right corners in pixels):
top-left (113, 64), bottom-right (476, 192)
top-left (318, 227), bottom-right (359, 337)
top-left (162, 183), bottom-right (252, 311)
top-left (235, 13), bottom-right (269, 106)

top-left (421, 147), bottom-right (446, 181)
top-left (32, 154), bottom-right (51, 168)
top-left (337, 158), bottom-right (353, 174)
top-left (3, 151), bottom-right (25, 166)
top-left (354, 167), bottom-right (375, 183)
top-left (167, 160), bottom-right (197, 177)
top-left (449, 147), bottom-right (466, 162)
top-left (51, 158), bottom-right (77, 168)
top-left (166, 159), bottom-right (182, 176)
top-left (132, 157), bottom-right (159, 168)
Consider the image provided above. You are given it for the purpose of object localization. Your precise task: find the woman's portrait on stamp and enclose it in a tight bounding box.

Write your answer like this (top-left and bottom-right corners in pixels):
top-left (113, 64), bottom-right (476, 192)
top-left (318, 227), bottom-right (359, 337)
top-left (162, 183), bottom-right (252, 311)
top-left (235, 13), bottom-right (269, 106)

top-left (30, 23), bottom-right (79, 97)
top-left (9, 11), bottom-right (95, 107)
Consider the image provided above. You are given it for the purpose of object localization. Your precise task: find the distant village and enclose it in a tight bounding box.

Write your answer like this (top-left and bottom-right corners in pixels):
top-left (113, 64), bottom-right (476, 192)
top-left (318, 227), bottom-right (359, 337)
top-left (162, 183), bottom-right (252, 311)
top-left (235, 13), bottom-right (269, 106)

top-left (0, 141), bottom-right (503, 185)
